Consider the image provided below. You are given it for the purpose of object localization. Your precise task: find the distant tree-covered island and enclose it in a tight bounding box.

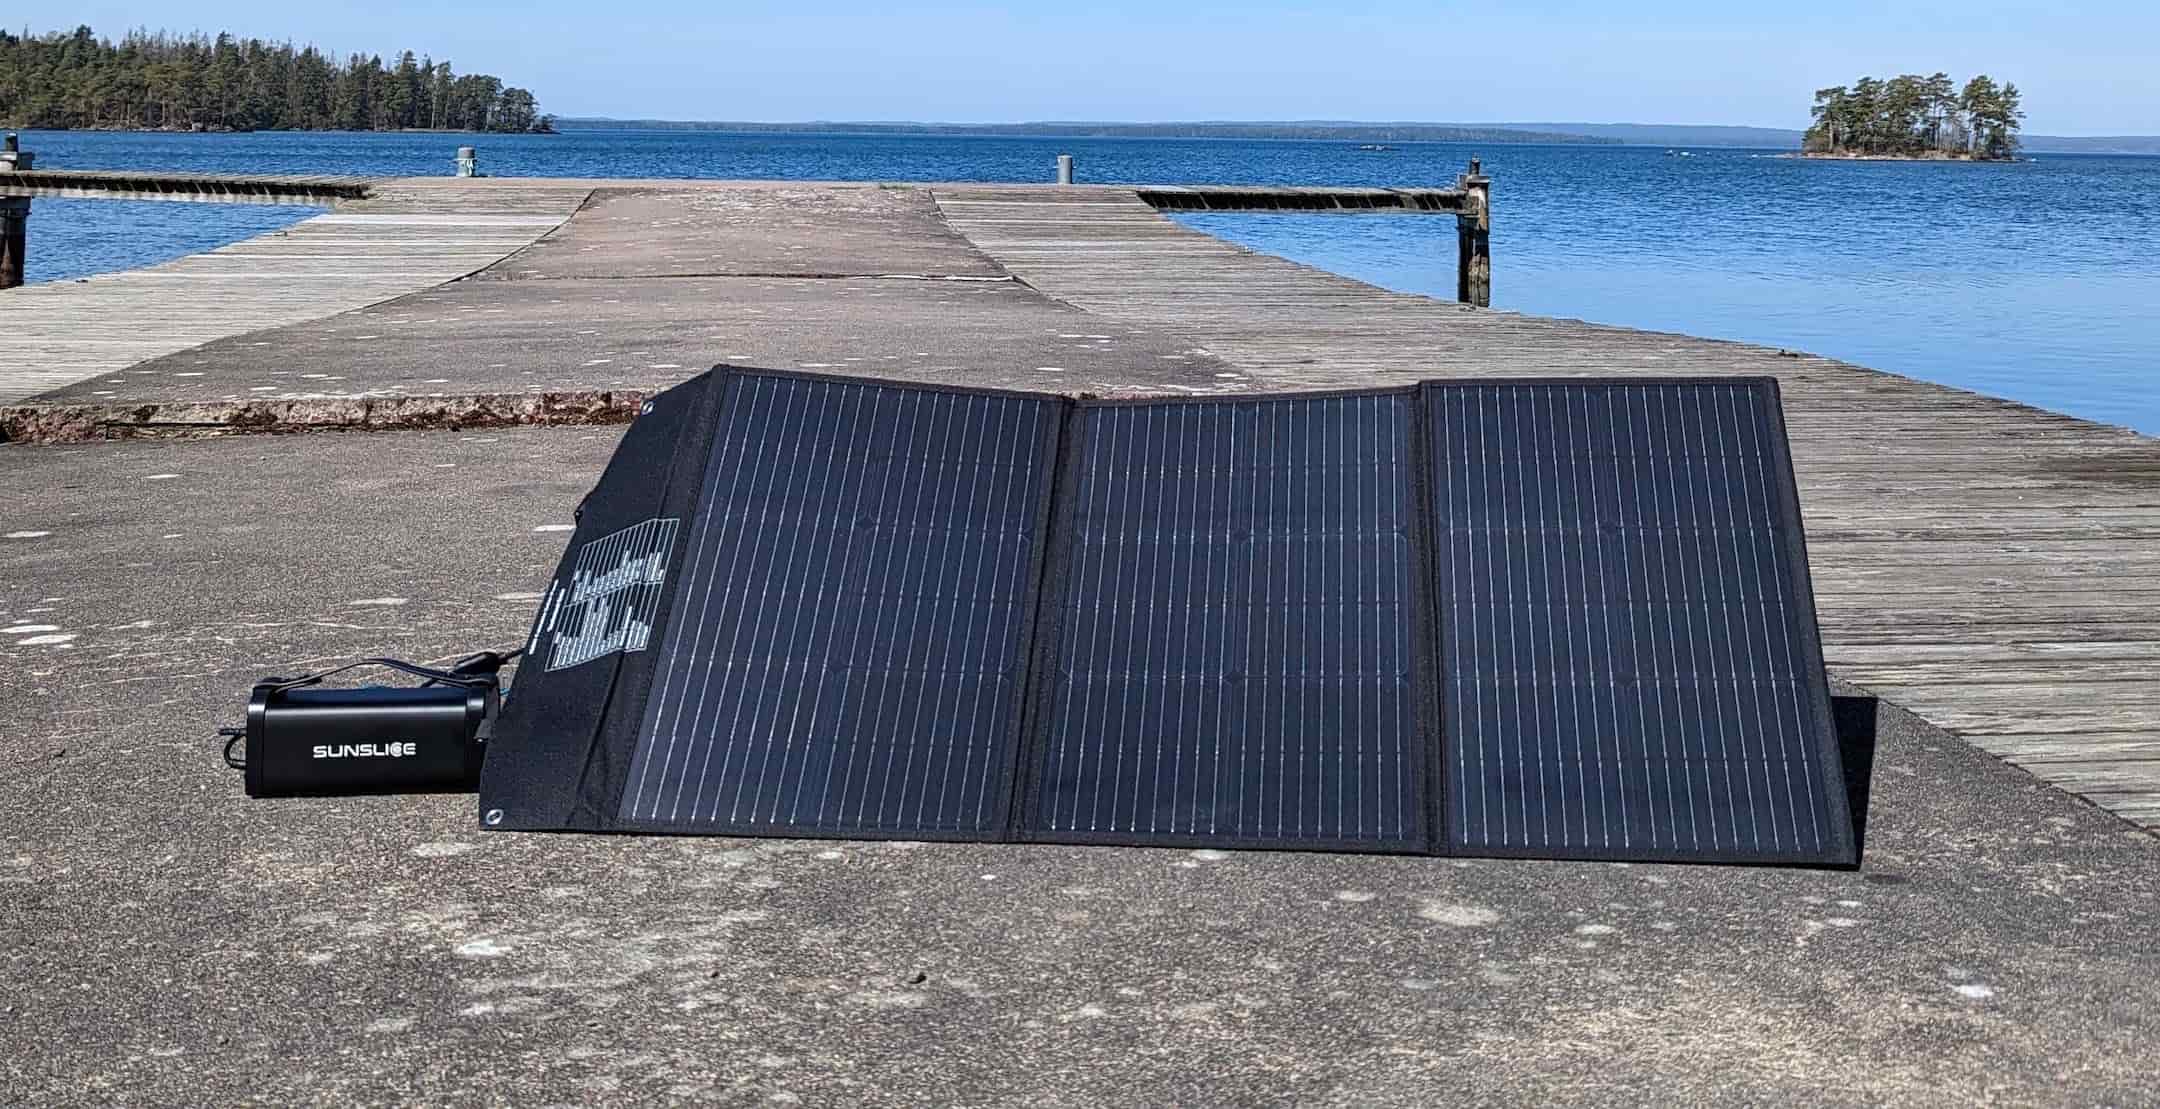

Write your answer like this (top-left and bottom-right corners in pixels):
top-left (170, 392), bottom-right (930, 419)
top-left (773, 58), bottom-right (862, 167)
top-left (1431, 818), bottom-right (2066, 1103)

top-left (1804, 74), bottom-right (2023, 160)
top-left (0, 27), bottom-right (553, 133)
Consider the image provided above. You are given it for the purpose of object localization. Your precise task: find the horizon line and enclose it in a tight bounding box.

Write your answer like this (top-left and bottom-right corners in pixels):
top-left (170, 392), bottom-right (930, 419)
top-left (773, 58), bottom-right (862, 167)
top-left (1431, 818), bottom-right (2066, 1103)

top-left (547, 116), bottom-right (2155, 140)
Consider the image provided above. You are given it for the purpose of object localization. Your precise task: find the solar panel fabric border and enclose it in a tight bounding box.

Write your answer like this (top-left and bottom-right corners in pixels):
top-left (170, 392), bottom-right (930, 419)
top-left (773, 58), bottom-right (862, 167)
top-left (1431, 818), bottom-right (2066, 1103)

top-left (1424, 378), bottom-right (1854, 866)
top-left (477, 369), bottom-right (723, 832)
top-left (612, 369), bottom-right (1064, 840)
top-left (1019, 390), bottom-right (1435, 853)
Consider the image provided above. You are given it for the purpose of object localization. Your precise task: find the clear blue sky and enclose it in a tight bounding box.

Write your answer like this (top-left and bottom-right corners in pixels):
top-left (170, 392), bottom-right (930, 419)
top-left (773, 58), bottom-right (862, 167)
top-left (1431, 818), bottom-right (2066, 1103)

top-left (42, 1), bottom-right (2160, 133)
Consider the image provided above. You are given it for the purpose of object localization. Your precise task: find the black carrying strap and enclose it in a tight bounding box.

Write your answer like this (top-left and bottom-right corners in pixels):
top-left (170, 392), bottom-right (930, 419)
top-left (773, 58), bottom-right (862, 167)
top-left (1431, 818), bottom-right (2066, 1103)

top-left (257, 650), bottom-right (522, 694)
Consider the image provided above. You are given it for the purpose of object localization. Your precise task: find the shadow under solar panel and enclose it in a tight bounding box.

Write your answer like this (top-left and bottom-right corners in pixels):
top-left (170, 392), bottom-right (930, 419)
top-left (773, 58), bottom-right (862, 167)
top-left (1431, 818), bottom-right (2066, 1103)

top-left (1021, 392), bottom-right (1432, 851)
top-left (1425, 379), bottom-right (1854, 866)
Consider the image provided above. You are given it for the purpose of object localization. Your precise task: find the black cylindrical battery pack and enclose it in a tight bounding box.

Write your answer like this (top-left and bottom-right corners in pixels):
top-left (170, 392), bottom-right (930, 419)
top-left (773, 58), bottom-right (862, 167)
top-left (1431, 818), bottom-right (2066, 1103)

top-left (243, 682), bottom-right (490, 798)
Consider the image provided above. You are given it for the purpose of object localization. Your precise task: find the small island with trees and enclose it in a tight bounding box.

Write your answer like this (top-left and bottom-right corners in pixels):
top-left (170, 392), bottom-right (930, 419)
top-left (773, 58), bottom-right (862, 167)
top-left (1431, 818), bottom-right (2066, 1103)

top-left (1803, 73), bottom-right (2024, 160)
top-left (0, 26), bottom-right (553, 134)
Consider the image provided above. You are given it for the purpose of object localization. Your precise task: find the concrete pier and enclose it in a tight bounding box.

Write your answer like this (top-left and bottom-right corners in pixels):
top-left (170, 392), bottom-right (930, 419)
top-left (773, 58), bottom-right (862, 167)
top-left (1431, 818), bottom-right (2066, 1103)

top-left (1, 174), bottom-right (2156, 1103)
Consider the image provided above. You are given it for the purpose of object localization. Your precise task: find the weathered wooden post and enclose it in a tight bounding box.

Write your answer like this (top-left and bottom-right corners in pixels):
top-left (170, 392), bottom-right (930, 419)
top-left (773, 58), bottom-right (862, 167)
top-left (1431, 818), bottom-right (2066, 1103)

top-left (0, 198), bottom-right (26, 290)
top-left (456, 146), bottom-right (479, 178)
top-left (1056, 153), bottom-right (1074, 185)
top-left (1454, 157), bottom-right (1491, 308)
top-left (0, 134), bottom-right (31, 290)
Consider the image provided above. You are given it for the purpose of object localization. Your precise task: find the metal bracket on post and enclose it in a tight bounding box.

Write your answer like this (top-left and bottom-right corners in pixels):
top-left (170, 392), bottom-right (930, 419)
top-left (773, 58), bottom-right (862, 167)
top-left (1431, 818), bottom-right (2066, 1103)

top-left (1454, 157), bottom-right (1491, 308)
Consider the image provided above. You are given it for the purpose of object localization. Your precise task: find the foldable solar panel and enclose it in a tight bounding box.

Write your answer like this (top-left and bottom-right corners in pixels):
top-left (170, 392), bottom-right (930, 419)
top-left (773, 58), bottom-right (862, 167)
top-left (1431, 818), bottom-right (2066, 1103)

top-left (482, 369), bottom-right (1063, 839)
top-left (480, 366), bottom-right (1854, 867)
top-left (1022, 392), bottom-right (1432, 851)
top-left (1426, 380), bottom-right (1852, 866)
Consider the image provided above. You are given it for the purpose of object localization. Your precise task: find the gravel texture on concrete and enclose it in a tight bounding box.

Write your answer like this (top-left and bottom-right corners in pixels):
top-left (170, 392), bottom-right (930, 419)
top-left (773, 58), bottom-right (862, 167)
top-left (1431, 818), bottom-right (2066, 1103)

top-left (3, 429), bottom-right (2157, 1105)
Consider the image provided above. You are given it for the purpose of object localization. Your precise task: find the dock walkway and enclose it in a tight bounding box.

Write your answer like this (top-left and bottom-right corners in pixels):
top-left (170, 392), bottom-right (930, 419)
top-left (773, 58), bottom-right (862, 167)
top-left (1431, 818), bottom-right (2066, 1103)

top-left (0, 180), bottom-right (589, 402)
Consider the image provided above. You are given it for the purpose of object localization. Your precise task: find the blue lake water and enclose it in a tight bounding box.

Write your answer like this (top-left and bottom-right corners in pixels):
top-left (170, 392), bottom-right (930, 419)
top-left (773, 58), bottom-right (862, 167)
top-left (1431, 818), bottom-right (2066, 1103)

top-left (16, 128), bottom-right (2160, 433)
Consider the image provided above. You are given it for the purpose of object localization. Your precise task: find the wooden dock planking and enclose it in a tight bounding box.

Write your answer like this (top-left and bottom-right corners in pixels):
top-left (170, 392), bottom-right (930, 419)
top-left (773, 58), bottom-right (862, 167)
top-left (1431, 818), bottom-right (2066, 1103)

top-left (1133, 184), bottom-right (1473, 212)
top-left (0, 181), bottom-right (590, 402)
top-left (931, 184), bottom-right (2160, 831)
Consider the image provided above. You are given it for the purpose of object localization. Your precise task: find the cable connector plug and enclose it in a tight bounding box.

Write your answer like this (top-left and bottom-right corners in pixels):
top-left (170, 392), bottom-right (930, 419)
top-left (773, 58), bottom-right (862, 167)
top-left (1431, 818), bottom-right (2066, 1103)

top-left (439, 649), bottom-right (525, 681)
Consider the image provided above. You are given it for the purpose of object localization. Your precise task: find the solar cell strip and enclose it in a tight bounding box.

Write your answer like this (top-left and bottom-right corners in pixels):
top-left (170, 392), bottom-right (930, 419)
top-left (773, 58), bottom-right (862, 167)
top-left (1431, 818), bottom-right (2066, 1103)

top-left (1027, 392), bottom-right (1428, 850)
top-left (1428, 379), bottom-right (1850, 865)
top-left (616, 372), bottom-right (1059, 836)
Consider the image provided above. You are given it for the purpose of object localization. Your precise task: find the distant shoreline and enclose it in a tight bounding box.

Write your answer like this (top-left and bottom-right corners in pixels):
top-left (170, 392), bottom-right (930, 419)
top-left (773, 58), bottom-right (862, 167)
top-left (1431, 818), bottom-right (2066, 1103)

top-left (548, 119), bottom-right (1621, 145)
top-left (546, 119), bottom-right (2160, 154)
top-left (17, 124), bottom-right (2156, 157)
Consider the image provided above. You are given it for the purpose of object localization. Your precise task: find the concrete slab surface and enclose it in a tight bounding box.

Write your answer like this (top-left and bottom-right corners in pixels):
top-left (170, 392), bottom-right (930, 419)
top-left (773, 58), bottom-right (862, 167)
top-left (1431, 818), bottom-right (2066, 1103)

top-left (3, 429), bottom-right (2158, 1104)
top-left (479, 186), bottom-right (1011, 280)
top-left (30, 184), bottom-right (1241, 411)
top-left (33, 276), bottom-right (1230, 407)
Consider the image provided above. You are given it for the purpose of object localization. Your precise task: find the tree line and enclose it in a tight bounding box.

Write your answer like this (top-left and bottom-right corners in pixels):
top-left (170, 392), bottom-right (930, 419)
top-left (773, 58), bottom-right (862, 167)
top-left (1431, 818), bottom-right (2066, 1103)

top-left (0, 26), bottom-right (552, 133)
top-left (1805, 74), bottom-right (2023, 159)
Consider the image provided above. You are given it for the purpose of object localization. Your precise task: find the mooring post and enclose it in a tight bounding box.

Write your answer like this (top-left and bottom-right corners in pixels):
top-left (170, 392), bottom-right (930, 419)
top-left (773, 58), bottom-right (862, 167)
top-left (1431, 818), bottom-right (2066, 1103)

top-left (1056, 153), bottom-right (1074, 185)
top-left (0, 198), bottom-right (26, 290)
top-left (0, 134), bottom-right (31, 290)
top-left (456, 146), bottom-right (479, 178)
top-left (1454, 157), bottom-right (1491, 308)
